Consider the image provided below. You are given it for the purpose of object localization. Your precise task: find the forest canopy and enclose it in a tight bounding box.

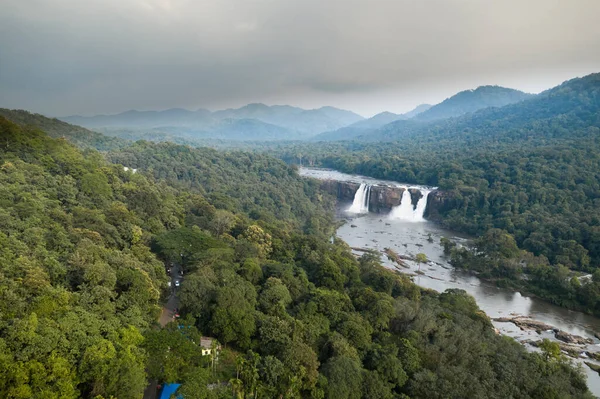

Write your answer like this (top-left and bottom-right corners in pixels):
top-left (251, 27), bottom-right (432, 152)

top-left (0, 116), bottom-right (594, 398)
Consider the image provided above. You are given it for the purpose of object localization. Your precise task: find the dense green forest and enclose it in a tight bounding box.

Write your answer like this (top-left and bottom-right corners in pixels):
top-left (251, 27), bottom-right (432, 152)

top-left (268, 74), bottom-right (600, 313)
top-left (106, 141), bottom-right (334, 234)
top-left (0, 115), bottom-right (594, 398)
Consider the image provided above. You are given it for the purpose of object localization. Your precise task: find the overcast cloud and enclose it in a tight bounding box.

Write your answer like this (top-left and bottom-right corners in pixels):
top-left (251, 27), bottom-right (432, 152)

top-left (1, 0), bottom-right (599, 116)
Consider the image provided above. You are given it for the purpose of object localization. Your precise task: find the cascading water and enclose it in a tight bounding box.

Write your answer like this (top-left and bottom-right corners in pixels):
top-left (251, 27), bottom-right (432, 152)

top-left (390, 188), bottom-right (414, 219)
top-left (348, 183), bottom-right (370, 213)
top-left (390, 188), bottom-right (430, 222)
top-left (412, 190), bottom-right (431, 222)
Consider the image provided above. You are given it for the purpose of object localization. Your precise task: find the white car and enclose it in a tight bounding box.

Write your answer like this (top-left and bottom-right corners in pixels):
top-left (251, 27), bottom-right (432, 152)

top-left (175, 280), bottom-right (180, 287)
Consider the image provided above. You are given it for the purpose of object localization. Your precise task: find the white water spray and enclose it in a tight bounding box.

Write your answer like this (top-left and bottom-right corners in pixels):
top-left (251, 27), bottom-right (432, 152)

top-left (348, 183), bottom-right (370, 214)
top-left (412, 190), bottom-right (431, 222)
top-left (390, 188), bottom-right (430, 222)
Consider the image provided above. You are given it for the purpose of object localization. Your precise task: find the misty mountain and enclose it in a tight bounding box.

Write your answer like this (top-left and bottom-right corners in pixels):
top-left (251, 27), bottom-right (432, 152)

top-left (401, 103), bottom-right (433, 118)
top-left (311, 104), bottom-right (431, 141)
top-left (415, 86), bottom-right (534, 121)
top-left (213, 104), bottom-right (363, 134)
top-left (63, 108), bottom-right (212, 128)
top-left (363, 73), bottom-right (600, 142)
top-left (194, 118), bottom-right (299, 140)
top-left (61, 103), bottom-right (364, 140)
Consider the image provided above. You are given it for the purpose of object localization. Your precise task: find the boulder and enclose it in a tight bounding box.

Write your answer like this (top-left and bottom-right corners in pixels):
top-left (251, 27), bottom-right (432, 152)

top-left (555, 330), bottom-right (593, 345)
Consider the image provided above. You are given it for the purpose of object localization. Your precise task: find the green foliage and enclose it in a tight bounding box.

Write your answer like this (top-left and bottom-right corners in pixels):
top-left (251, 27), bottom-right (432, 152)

top-left (0, 115), bottom-right (594, 398)
top-left (267, 75), bottom-right (600, 276)
top-left (0, 109), bottom-right (126, 151)
top-left (0, 118), bottom-right (178, 397)
top-left (107, 140), bottom-right (336, 235)
top-left (415, 253), bottom-right (428, 264)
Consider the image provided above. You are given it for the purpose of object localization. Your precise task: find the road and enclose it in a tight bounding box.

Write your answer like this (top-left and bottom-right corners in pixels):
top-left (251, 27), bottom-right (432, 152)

top-left (160, 262), bottom-right (182, 326)
top-left (159, 293), bottom-right (180, 327)
top-left (143, 263), bottom-right (183, 399)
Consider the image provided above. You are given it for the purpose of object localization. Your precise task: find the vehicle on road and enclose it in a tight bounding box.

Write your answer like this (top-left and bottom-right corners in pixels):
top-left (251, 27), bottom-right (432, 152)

top-left (175, 280), bottom-right (180, 287)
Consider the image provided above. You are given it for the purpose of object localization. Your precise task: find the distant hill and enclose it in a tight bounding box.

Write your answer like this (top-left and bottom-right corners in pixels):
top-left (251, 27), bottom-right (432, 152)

top-left (402, 103), bottom-right (433, 118)
top-left (0, 108), bottom-right (127, 150)
top-left (213, 104), bottom-right (363, 134)
top-left (312, 104), bottom-right (431, 141)
top-left (99, 118), bottom-right (301, 142)
top-left (61, 103), bottom-right (364, 140)
top-left (63, 108), bottom-right (212, 128)
top-left (415, 86), bottom-right (534, 121)
top-left (364, 73), bottom-right (600, 142)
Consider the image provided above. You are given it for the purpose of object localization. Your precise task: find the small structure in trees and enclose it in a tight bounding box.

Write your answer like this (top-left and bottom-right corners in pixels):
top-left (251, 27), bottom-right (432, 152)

top-left (200, 337), bottom-right (221, 357)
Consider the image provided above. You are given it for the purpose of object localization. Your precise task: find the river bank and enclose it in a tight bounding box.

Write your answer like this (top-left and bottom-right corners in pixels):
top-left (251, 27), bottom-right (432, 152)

top-left (336, 207), bottom-right (600, 396)
top-left (299, 167), bottom-right (600, 396)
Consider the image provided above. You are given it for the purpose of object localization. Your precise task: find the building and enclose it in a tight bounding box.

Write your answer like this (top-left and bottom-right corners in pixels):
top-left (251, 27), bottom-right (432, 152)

top-left (200, 337), bottom-right (220, 356)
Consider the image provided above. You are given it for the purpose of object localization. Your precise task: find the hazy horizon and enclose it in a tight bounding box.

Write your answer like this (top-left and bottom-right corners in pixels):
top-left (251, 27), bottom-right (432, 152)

top-left (20, 73), bottom-right (599, 120)
top-left (1, 0), bottom-right (599, 118)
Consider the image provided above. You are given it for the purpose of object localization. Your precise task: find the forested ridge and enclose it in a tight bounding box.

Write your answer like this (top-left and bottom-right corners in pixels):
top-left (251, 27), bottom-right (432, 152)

top-left (0, 109), bottom-right (128, 151)
top-left (0, 115), bottom-right (594, 398)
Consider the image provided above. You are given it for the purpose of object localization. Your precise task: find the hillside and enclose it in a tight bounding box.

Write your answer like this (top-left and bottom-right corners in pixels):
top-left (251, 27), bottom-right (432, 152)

top-left (0, 108), bottom-right (127, 150)
top-left (0, 115), bottom-right (592, 398)
top-left (313, 85), bottom-right (535, 143)
top-left (365, 73), bottom-right (600, 143)
top-left (415, 85), bottom-right (534, 121)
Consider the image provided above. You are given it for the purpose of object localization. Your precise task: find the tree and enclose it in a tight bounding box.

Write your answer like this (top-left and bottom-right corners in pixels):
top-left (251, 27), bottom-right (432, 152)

top-left (241, 225), bottom-right (272, 259)
top-left (210, 281), bottom-right (257, 349)
top-left (210, 209), bottom-right (237, 237)
top-left (240, 257), bottom-right (263, 284)
top-left (415, 253), bottom-right (428, 271)
top-left (321, 356), bottom-right (362, 399)
top-left (539, 339), bottom-right (562, 362)
top-left (259, 277), bottom-right (292, 317)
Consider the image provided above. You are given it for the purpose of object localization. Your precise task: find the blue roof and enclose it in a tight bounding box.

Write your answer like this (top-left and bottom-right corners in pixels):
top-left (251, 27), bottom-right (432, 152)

top-left (159, 383), bottom-right (182, 399)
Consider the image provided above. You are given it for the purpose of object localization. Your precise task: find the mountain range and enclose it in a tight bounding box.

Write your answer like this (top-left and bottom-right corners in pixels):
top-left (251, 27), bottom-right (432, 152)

top-left (57, 84), bottom-right (539, 142)
top-left (9, 75), bottom-right (598, 145)
top-left (351, 73), bottom-right (600, 143)
top-left (414, 86), bottom-right (534, 121)
top-left (311, 104), bottom-right (432, 141)
top-left (61, 104), bottom-right (364, 140)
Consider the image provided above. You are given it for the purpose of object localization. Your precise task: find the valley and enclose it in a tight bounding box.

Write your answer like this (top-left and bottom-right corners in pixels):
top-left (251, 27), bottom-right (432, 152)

top-left (1, 66), bottom-right (599, 398)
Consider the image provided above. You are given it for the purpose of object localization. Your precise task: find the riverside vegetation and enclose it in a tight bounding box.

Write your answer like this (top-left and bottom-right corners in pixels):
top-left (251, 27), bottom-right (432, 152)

top-left (0, 114), bottom-right (594, 398)
top-left (271, 73), bottom-right (600, 317)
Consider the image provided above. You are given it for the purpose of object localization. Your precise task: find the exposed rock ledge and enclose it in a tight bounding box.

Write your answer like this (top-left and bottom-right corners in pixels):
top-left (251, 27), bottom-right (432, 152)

top-left (493, 316), bottom-right (593, 345)
top-left (319, 180), bottom-right (439, 214)
top-left (493, 316), bottom-right (554, 333)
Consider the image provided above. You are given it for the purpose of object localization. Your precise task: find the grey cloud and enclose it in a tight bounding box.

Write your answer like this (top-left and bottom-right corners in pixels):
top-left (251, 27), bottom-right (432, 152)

top-left (1, 0), bottom-right (599, 116)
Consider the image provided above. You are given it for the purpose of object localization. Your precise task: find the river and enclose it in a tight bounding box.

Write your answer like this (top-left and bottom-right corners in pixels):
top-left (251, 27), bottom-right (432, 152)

top-left (300, 167), bottom-right (600, 397)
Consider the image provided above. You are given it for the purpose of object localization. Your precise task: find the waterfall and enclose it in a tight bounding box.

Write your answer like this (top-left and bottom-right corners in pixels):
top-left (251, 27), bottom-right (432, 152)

top-left (390, 188), bottom-right (414, 219)
top-left (412, 190), bottom-right (431, 222)
top-left (390, 188), bottom-right (430, 222)
top-left (348, 183), bottom-right (370, 214)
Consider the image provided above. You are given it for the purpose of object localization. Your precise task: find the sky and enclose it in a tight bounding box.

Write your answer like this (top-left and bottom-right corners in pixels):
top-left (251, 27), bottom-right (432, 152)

top-left (1, 0), bottom-right (599, 118)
